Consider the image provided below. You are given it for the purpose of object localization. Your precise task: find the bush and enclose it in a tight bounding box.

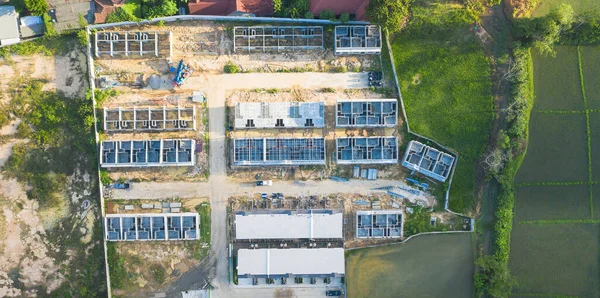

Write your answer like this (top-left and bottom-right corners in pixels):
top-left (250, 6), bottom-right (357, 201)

top-left (366, 0), bottom-right (412, 34)
top-left (319, 9), bottom-right (335, 20)
top-left (94, 88), bottom-right (117, 107)
top-left (156, 20), bottom-right (165, 27)
top-left (100, 170), bottom-right (112, 185)
top-left (304, 11), bottom-right (314, 19)
top-left (11, 0), bottom-right (48, 16)
top-left (340, 12), bottom-right (350, 23)
top-left (332, 65), bottom-right (347, 73)
top-left (43, 13), bottom-right (57, 37)
top-left (224, 61), bottom-right (240, 73)
top-left (77, 30), bottom-right (88, 47)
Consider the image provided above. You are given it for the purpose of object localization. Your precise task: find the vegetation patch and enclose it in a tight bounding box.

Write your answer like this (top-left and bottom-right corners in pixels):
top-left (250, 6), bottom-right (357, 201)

top-left (509, 223), bottom-right (600, 297)
top-left (346, 233), bottom-right (474, 298)
top-left (515, 185), bottom-right (590, 221)
top-left (391, 0), bottom-right (493, 213)
top-left (514, 113), bottom-right (588, 183)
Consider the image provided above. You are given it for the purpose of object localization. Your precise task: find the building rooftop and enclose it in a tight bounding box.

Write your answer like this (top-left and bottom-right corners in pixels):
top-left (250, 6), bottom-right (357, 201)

top-left (233, 138), bottom-right (326, 166)
top-left (0, 6), bottom-right (19, 45)
top-left (19, 16), bottom-right (44, 38)
top-left (234, 102), bottom-right (324, 129)
top-left (105, 213), bottom-right (200, 241)
top-left (356, 210), bottom-right (403, 238)
top-left (336, 137), bottom-right (398, 164)
top-left (234, 210), bottom-right (343, 240)
top-left (336, 99), bottom-right (397, 127)
top-left (401, 140), bottom-right (455, 182)
top-left (334, 25), bottom-right (381, 55)
top-left (100, 139), bottom-right (195, 168)
top-left (237, 248), bottom-right (345, 277)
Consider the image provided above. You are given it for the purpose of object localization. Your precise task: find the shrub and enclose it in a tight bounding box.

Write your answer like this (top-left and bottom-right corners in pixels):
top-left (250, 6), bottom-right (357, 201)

top-left (224, 61), bottom-right (240, 73)
top-left (156, 20), bottom-right (165, 27)
top-left (304, 11), bottom-right (314, 19)
top-left (100, 170), bottom-right (112, 185)
top-left (366, 0), bottom-right (412, 33)
top-left (43, 13), bottom-right (57, 37)
top-left (319, 9), bottom-right (335, 20)
top-left (332, 65), bottom-right (347, 73)
top-left (340, 12), bottom-right (350, 24)
top-left (77, 30), bottom-right (88, 47)
top-left (273, 0), bottom-right (282, 13)
top-left (320, 87), bottom-right (336, 93)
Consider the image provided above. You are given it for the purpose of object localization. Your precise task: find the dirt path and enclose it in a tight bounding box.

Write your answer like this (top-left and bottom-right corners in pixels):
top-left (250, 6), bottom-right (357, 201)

top-left (476, 1), bottom-right (514, 256)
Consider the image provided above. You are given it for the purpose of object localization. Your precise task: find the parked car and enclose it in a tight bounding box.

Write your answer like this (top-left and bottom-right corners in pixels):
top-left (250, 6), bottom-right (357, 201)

top-left (256, 180), bottom-right (273, 186)
top-left (326, 290), bottom-right (342, 296)
top-left (112, 183), bottom-right (130, 189)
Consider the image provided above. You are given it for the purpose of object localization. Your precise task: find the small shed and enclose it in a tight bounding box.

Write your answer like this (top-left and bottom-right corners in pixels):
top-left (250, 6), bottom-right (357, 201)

top-left (19, 16), bottom-right (44, 39)
top-left (0, 6), bottom-right (20, 46)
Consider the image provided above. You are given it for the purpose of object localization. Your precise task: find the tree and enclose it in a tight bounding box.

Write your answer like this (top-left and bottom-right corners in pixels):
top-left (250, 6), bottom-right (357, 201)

top-left (11, 0), bottom-right (49, 16)
top-left (304, 11), bottom-right (314, 19)
top-left (142, 0), bottom-right (177, 18)
top-left (340, 12), bottom-right (350, 24)
top-left (319, 9), bottom-right (335, 21)
top-left (106, 8), bottom-right (138, 23)
top-left (475, 256), bottom-right (518, 298)
top-left (366, 0), bottom-right (413, 34)
top-left (272, 0), bottom-right (282, 14)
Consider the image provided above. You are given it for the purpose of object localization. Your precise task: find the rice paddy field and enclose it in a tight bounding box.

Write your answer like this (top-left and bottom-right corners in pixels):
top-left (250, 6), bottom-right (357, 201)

top-left (346, 233), bottom-right (474, 298)
top-left (510, 46), bottom-right (600, 297)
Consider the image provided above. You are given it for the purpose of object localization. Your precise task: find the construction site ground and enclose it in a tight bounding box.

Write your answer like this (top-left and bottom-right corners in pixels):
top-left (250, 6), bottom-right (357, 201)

top-left (0, 49), bottom-right (102, 296)
top-left (91, 20), bottom-right (461, 298)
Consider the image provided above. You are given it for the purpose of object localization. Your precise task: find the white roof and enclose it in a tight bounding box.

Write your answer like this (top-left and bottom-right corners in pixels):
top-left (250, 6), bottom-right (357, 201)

top-left (237, 248), bottom-right (345, 276)
top-left (235, 211), bottom-right (343, 240)
top-left (0, 6), bottom-right (19, 43)
top-left (234, 102), bottom-right (324, 129)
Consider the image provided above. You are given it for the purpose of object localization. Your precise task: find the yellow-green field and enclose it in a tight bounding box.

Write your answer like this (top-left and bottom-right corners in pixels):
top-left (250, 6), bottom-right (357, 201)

top-left (346, 234), bottom-right (474, 298)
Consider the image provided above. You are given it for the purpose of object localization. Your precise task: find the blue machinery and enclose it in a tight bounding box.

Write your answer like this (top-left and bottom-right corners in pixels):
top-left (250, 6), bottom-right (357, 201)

top-left (169, 59), bottom-right (194, 87)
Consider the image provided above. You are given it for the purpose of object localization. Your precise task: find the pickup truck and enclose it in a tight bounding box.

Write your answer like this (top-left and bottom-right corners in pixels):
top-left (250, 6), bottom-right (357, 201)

top-left (256, 180), bottom-right (272, 186)
top-left (325, 290), bottom-right (342, 297)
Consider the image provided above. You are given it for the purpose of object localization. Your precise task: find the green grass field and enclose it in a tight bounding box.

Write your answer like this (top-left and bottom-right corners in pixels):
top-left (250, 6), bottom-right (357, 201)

top-left (346, 234), bottom-right (474, 298)
top-left (515, 185), bottom-right (590, 221)
top-left (510, 46), bottom-right (600, 296)
top-left (531, 47), bottom-right (583, 111)
top-left (391, 1), bottom-right (493, 213)
top-left (515, 113), bottom-right (588, 183)
top-left (532, 0), bottom-right (599, 17)
top-left (509, 223), bottom-right (600, 297)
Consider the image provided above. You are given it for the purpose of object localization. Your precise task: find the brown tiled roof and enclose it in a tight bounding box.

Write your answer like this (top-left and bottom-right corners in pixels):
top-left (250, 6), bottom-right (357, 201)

top-left (188, 0), bottom-right (272, 16)
top-left (310, 0), bottom-right (369, 20)
top-left (93, 0), bottom-right (124, 24)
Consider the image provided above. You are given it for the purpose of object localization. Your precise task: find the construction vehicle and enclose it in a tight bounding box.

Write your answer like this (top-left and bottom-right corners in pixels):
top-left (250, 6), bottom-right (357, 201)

top-left (170, 59), bottom-right (194, 87)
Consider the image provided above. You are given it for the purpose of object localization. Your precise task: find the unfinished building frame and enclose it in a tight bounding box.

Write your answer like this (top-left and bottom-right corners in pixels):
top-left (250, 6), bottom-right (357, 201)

top-left (104, 213), bottom-right (200, 241)
top-left (103, 106), bottom-right (196, 132)
top-left (356, 210), bottom-right (403, 238)
top-left (100, 139), bottom-right (195, 167)
top-left (234, 210), bottom-right (343, 241)
top-left (336, 99), bottom-right (397, 127)
top-left (336, 137), bottom-right (398, 164)
top-left (401, 140), bottom-right (455, 182)
top-left (233, 138), bottom-right (325, 166)
top-left (94, 31), bottom-right (172, 58)
top-left (334, 25), bottom-right (381, 55)
top-left (234, 102), bottom-right (324, 129)
top-left (233, 26), bottom-right (324, 52)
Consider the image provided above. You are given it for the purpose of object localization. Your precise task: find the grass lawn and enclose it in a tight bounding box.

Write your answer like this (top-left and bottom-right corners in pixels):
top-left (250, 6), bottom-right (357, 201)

top-left (346, 233), bottom-right (474, 298)
top-left (532, 0), bottom-right (599, 17)
top-left (531, 47), bottom-right (583, 111)
top-left (391, 0), bottom-right (493, 213)
top-left (515, 185), bottom-right (590, 221)
top-left (580, 46), bottom-right (600, 109)
top-left (515, 113), bottom-right (588, 183)
top-left (196, 203), bottom-right (211, 243)
top-left (509, 223), bottom-right (600, 297)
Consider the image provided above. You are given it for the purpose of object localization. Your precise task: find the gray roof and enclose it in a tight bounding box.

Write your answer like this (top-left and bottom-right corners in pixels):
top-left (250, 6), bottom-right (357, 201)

top-left (237, 248), bottom-right (345, 276)
top-left (235, 210), bottom-right (343, 240)
top-left (19, 16), bottom-right (44, 38)
top-left (0, 6), bottom-right (19, 43)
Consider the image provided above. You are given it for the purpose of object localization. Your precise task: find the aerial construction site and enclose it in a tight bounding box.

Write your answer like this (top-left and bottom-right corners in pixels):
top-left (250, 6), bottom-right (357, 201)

top-left (90, 18), bottom-right (471, 298)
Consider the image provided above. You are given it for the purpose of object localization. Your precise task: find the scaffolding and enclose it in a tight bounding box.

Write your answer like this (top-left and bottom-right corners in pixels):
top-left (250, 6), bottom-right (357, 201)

top-left (334, 25), bottom-right (381, 55)
top-left (233, 138), bottom-right (326, 166)
top-left (336, 137), bottom-right (398, 164)
top-left (94, 31), bottom-right (173, 58)
top-left (105, 213), bottom-right (199, 241)
top-left (356, 210), bottom-right (403, 238)
top-left (100, 139), bottom-right (195, 168)
top-left (234, 26), bottom-right (324, 53)
top-left (336, 99), bottom-right (397, 127)
top-left (103, 106), bottom-right (196, 132)
top-left (401, 140), bottom-right (455, 182)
